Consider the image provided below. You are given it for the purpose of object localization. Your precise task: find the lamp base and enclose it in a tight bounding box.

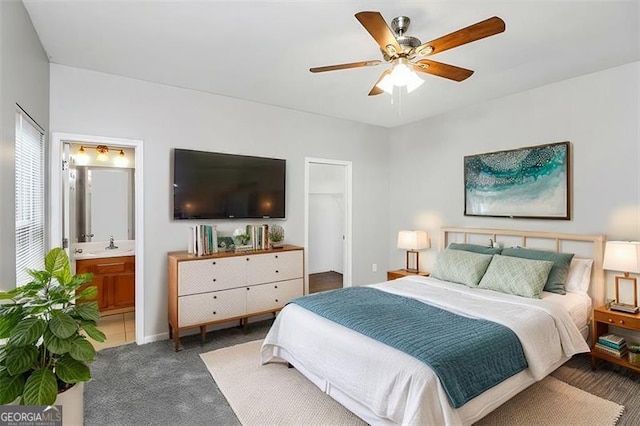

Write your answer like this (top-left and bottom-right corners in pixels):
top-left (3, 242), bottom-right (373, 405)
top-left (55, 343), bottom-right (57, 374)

top-left (405, 250), bottom-right (420, 273)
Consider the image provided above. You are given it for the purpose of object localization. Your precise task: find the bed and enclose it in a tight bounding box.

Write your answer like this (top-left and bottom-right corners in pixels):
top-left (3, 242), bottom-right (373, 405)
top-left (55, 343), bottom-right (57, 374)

top-left (261, 227), bottom-right (605, 425)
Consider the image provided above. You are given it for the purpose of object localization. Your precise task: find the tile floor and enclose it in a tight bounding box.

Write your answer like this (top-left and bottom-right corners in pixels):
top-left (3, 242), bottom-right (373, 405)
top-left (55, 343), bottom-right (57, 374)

top-left (92, 311), bottom-right (136, 351)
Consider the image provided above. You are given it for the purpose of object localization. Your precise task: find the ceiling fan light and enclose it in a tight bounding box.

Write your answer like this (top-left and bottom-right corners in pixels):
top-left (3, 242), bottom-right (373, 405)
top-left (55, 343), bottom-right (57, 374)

top-left (376, 74), bottom-right (394, 94)
top-left (389, 62), bottom-right (413, 87)
top-left (405, 72), bottom-right (425, 93)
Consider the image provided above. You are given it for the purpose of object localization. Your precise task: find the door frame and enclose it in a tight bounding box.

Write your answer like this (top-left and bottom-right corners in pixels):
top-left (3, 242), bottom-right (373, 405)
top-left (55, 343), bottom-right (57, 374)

top-left (49, 132), bottom-right (145, 345)
top-left (304, 157), bottom-right (353, 293)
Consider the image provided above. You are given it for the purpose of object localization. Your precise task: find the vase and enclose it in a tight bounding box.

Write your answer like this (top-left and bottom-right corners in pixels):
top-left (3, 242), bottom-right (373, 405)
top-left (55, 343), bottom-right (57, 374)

top-left (7, 382), bottom-right (83, 425)
top-left (629, 352), bottom-right (640, 367)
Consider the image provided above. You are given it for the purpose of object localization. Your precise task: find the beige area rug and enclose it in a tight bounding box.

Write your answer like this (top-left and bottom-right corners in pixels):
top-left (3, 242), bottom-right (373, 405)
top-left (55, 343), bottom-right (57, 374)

top-left (201, 340), bottom-right (624, 426)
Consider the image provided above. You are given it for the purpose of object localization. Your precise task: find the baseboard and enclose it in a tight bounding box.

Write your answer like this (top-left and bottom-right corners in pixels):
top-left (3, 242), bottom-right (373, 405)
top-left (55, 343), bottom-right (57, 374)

top-left (143, 332), bottom-right (170, 344)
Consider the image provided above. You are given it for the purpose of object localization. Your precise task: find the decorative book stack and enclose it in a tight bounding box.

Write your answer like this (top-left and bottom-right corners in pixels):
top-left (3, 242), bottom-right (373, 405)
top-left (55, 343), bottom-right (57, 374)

top-left (595, 334), bottom-right (628, 358)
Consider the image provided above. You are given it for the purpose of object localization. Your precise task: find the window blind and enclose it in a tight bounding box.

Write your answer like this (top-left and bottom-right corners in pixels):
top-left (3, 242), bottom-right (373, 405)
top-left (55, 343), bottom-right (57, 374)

top-left (15, 108), bottom-right (45, 286)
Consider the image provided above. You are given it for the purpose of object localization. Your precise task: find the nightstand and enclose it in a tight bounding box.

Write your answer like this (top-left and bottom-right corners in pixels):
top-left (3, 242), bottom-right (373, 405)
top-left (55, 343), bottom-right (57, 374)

top-left (590, 306), bottom-right (640, 373)
top-left (387, 269), bottom-right (430, 281)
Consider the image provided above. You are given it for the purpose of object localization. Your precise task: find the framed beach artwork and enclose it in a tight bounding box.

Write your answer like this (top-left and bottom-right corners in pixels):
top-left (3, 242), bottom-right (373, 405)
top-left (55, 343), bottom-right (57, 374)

top-left (464, 142), bottom-right (570, 219)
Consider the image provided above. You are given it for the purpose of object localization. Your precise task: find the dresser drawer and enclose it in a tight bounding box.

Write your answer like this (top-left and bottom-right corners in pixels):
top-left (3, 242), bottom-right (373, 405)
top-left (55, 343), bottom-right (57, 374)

top-left (594, 309), bottom-right (640, 330)
top-left (178, 256), bottom-right (247, 296)
top-left (246, 250), bottom-right (303, 285)
top-left (246, 278), bottom-right (303, 313)
top-left (178, 287), bottom-right (246, 327)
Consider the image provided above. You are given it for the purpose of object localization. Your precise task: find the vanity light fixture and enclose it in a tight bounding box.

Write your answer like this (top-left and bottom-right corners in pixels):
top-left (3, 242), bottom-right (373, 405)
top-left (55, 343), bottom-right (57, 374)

top-left (96, 145), bottom-right (109, 162)
top-left (76, 146), bottom-right (89, 165)
top-left (114, 149), bottom-right (129, 167)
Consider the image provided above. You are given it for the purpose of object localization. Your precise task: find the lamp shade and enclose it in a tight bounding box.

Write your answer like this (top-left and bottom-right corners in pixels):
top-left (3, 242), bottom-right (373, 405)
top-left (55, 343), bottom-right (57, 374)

top-left (603, 241), bottom-right (640, 273)
top-left (397, 230), bottom-right (430, 250)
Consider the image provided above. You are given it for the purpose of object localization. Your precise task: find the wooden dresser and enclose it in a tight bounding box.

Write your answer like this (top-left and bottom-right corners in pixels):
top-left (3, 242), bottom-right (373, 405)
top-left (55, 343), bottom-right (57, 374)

top-left (168, 245), bottom-right (304, 351)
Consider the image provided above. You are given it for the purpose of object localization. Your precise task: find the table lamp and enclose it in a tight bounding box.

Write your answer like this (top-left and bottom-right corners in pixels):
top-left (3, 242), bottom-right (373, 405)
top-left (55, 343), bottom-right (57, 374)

top-left (397, 230), bottom-right (430, 273)
top-left (603, 241), bottom-right (640, 312)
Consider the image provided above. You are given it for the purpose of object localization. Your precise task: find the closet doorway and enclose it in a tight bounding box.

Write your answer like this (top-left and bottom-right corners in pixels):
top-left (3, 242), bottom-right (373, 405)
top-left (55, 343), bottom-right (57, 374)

top-left (304, 158), bottom-right (352, 294)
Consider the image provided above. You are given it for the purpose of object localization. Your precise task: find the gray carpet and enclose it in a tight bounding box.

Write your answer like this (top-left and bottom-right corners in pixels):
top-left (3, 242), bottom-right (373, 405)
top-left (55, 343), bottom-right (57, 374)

top-left (86, 322), bottom-right (640, 425)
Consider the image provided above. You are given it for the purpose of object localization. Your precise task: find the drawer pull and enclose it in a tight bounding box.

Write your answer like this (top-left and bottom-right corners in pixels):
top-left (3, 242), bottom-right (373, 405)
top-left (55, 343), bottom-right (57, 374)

top-left (275, 255), bottom-right (278, 259)
top-left (212, 261), bottom-right (216, 265)
top-left (619, 320), bottom-right (625, 325)
top-left (213, 278), bottom-right (217, 282)
top-left (213, 311), bottom-right (217, 315)
top-left (275, 285), bottom-right (278, 289)
top-left (213, 296), bottom-right (217, 299)
top-left (97, 262), bottom-right (125, 268)
top-left (276, 270), bottom-right (279, 273)
top-left (246, 287), bottom-right (250, 291)
top-left (246, 258), bottom-right (250, 261)
top-left (275, 299), bottom-right (279, 302)
top-left (608, 319), bottom-right (614, 323)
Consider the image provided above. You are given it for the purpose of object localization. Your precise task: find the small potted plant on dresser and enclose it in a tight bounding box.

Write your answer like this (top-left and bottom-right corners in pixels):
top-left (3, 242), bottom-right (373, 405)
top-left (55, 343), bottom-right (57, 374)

top-left (0, 248), bottom-right (105, 425)
top-left (269, 224), bottom-right (285, 249)
top-left (629, 345), bottom-right (640, 367)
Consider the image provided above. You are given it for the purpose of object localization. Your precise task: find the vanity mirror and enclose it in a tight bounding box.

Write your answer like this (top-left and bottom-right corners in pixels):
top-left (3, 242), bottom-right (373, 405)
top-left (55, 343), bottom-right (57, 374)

top-left (73, 166), bottom-right (135, 242)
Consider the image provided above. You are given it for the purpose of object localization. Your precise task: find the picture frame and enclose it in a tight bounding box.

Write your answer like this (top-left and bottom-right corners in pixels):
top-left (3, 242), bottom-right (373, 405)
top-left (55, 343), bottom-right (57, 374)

top-left (464, 141), bottom-right (570, 220)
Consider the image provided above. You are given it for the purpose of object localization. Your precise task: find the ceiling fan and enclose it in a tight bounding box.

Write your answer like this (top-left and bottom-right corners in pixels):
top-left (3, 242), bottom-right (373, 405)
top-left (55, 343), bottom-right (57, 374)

top-left (310, 12), bottom-right (506, 96)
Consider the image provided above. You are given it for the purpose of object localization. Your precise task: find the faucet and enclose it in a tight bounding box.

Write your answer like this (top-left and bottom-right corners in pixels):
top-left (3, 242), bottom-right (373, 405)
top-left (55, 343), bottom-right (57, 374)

top-left (106, 236), bottom-right (119, 250)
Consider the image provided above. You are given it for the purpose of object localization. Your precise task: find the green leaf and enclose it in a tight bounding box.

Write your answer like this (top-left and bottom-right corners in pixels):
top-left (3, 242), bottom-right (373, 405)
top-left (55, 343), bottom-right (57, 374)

top-left (0, 311), bottom-right (23, 339)
top-left (55, 354), bottom-right (90, 384)
top-left (69, 337), bottom-right (96, 362)
top-left (5, 345), bottom-right (38, 375)
top-left (8, 318), bottom-right (46, 346)
top-left (0, 291), bottom-right (15, 300)
top-left (49, 312), bottom-right (78, 339)
top-left (44, 248), bottom-right (69, 274)
top-left (0, 372), bottom-right (25, 404)
top-left (82, 322), bottom-right (106, 343)
top-left (73, 302), bottom-right (100, 322)
top-left (23, 304), bottom-right (50, 316)
top-left (70, 273), bottom-right (94, 287)
top-left (27, 269), bottom-right (51, 285)
top-left (76, 285), bottom-right (98, 301)
top-left (53, 264), bottom-right (72, 287)
top-left (43, 327), bottom-right (72, 355)
top-left (23, 367), bottom-right (58, 405)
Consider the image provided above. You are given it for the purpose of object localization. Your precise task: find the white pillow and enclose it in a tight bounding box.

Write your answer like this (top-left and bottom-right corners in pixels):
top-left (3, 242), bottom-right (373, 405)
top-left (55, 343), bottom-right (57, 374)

top-left (565, 258), bottom-right (593, 294)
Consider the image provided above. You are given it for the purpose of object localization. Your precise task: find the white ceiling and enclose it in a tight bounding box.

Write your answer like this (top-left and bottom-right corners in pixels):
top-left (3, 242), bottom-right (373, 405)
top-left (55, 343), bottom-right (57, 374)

top-left (23, 1), bottom-right (640, 128)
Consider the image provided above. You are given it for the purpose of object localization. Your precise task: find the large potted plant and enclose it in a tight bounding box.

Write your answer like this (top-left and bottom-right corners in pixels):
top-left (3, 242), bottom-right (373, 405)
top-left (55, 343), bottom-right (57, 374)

top-left (0, 248), bottom-right (105, 422)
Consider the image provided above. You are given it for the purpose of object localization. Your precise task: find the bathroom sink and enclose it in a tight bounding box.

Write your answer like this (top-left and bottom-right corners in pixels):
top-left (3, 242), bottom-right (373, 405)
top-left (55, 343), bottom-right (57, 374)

top-left (73, 240), bottom-right (135, 259)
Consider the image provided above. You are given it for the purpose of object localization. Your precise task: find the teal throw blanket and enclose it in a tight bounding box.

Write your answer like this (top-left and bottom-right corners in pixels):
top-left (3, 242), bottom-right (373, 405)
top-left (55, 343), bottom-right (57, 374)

top-left (291, 286), bottom-right (527, 408)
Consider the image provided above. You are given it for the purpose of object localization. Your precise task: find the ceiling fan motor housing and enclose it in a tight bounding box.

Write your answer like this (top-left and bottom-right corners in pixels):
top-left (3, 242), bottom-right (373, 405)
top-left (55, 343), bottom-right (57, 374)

top-left (391, 16), bottom-right (422, 53)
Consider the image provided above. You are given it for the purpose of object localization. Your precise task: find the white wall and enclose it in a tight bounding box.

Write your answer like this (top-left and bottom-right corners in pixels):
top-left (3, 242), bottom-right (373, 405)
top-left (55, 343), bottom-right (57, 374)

top-left (388, 62), bottom-right (640, 291)
top-left (0, 0), bottom-right (50, 290)
top-left (308, 163), bottom-right (345, 274)
top-left (50, 64), bottom-right (390, 339)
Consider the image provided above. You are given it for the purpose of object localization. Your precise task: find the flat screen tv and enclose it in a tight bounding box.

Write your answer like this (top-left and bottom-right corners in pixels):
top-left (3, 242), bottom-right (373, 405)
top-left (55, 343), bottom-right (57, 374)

top-left (173, 149), bottom-right (286, 220)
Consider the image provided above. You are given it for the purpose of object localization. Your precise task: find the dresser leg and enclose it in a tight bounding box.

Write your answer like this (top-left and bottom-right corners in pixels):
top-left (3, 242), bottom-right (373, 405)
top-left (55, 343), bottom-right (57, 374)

top-left (200, 325), bottom-right (207, 344)
top-left (173, 329), bottom-right (180, 352)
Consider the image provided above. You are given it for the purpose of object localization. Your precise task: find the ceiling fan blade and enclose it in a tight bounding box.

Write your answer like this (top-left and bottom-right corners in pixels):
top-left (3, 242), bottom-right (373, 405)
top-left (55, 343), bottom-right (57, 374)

top-left (413, 60), bottom-right (474, 82)
top-left (368, 69), bottom-right (391, 96)
top-left (310, 60), bottom-right (381, 73)
top-left (414, 16), bottom-right (505, 57)
top-left (355, 11), bottom-right (403, 57)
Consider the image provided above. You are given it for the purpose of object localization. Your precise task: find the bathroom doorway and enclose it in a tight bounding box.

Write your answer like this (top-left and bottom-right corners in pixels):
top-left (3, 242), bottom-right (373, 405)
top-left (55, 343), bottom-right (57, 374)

top-left (50, 133), bottom-right (144, 348)
top-left (304, 158), bottom-right (352, 294)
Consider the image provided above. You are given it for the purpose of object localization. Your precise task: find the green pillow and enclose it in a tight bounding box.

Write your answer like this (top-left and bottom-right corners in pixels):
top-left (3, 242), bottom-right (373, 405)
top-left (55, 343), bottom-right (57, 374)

top-left (501, 247), bottom-right (574, 295)
top-left (448, 242), bottom-right (502, 255)
top-left (431, 249), bottom-right (493, 287)
top-left (478, 255), bottom-right (554, 299)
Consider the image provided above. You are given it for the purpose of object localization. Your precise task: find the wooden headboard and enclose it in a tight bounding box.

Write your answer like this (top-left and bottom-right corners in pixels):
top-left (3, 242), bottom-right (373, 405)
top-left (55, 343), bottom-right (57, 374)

top-left (440, 227), bottom-right (606, 307)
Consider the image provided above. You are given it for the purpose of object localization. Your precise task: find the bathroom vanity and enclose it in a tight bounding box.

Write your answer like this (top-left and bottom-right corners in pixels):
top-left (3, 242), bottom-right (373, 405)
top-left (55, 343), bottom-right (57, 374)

top-left (76, 255), bottom-right (135, 313)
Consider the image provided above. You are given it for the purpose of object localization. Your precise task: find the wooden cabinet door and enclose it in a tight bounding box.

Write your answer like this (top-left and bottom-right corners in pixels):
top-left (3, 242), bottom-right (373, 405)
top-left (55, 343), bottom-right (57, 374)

top-left (110, 273), bottom-right (135, 309)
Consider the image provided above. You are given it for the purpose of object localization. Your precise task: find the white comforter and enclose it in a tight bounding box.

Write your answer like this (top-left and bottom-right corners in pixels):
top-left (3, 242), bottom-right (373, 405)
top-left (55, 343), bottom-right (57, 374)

top-left (261, 276), bottom-right (590, 425)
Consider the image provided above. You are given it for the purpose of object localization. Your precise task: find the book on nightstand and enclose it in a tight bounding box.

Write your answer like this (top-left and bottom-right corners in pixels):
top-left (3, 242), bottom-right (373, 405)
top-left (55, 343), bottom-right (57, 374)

top-left (594, 343), bottom-right (628, 358)
top-left (609, 303), bottom-right (640, 314)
